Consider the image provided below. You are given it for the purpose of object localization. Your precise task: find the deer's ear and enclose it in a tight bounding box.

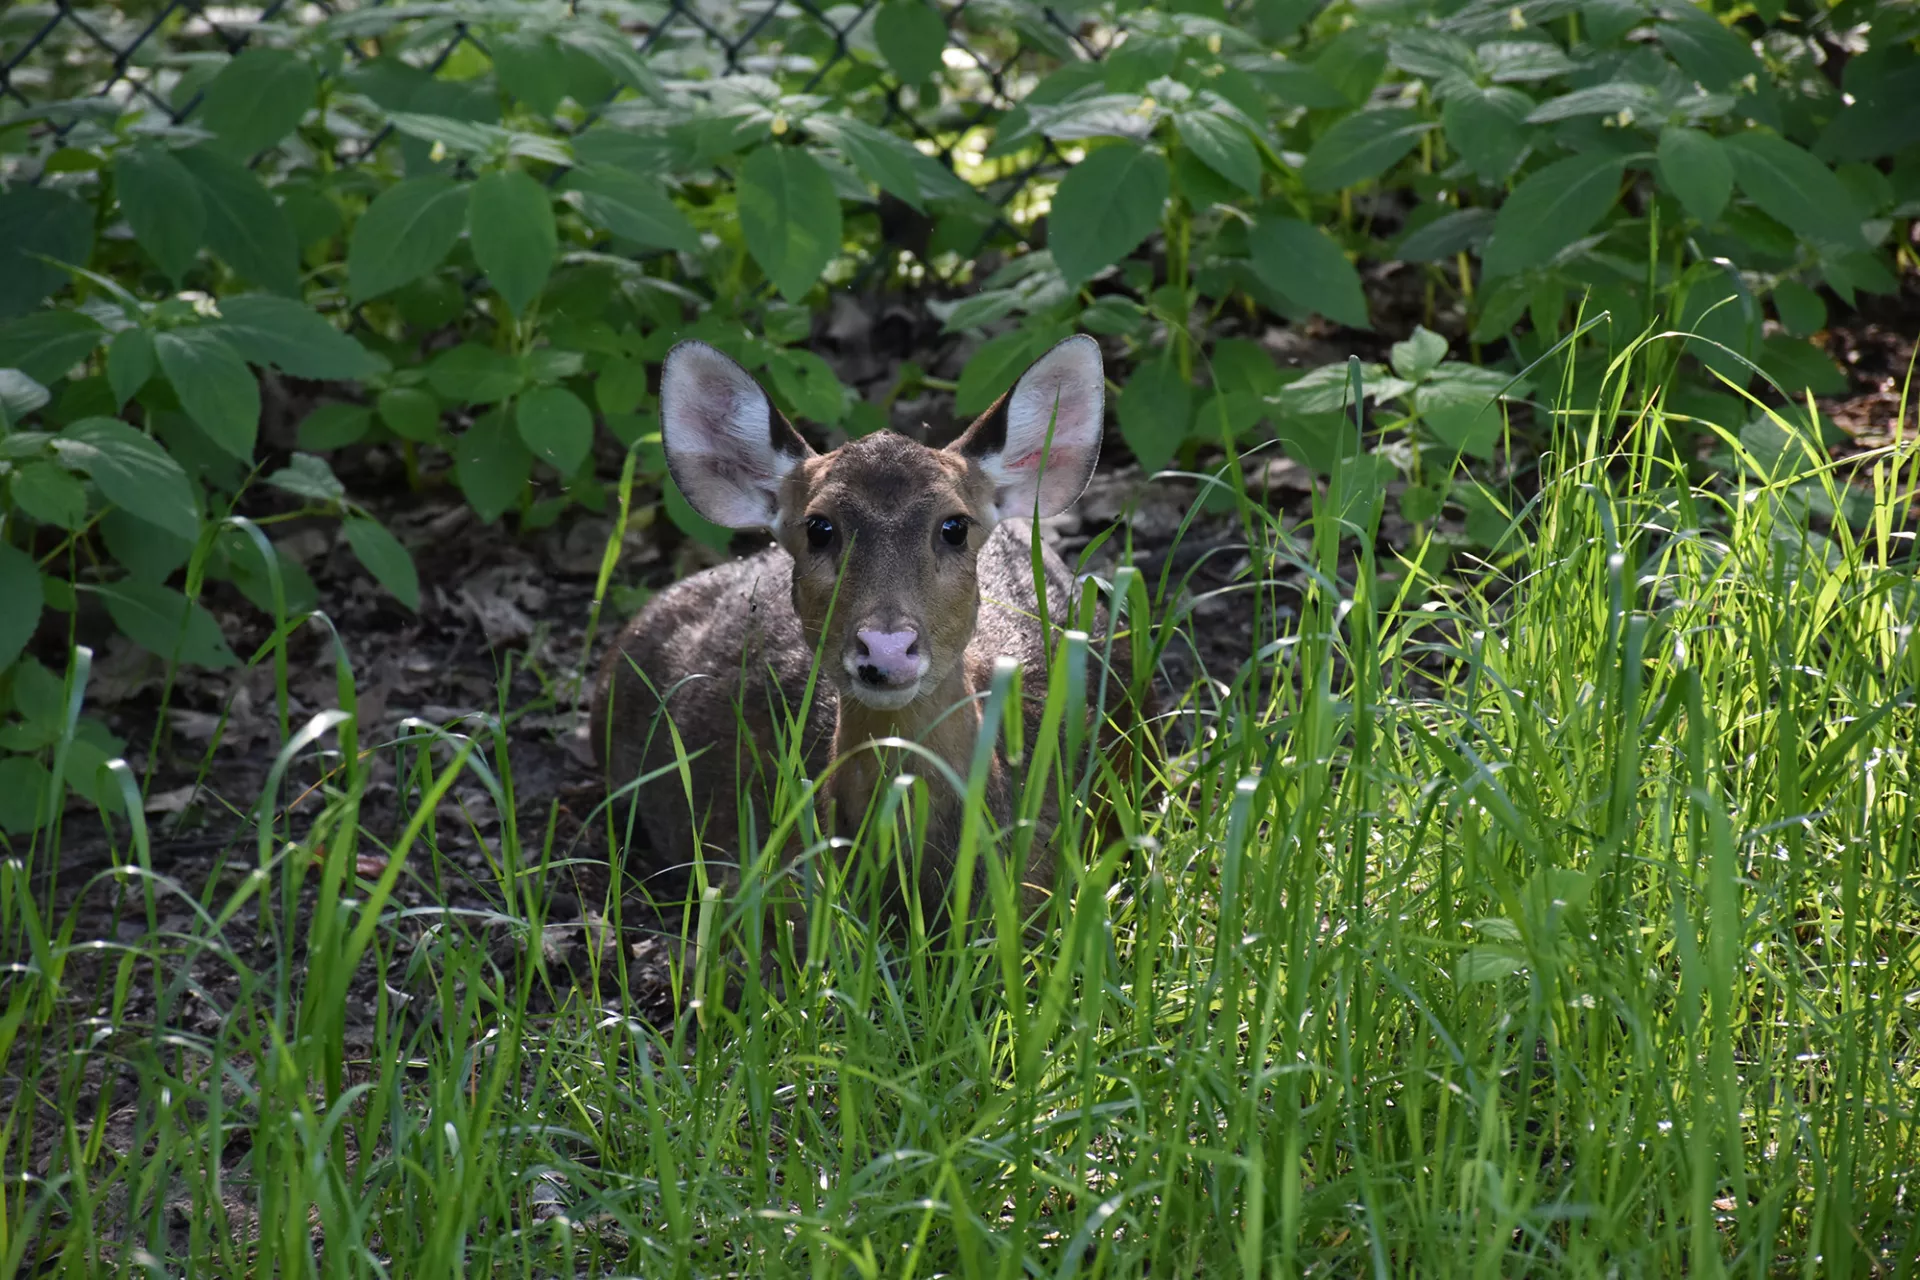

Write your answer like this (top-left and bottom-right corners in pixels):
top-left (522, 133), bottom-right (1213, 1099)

top-left (950, 334), bottom-right (1104, 521)
top-left (660, 341), bottom-right (814, 529)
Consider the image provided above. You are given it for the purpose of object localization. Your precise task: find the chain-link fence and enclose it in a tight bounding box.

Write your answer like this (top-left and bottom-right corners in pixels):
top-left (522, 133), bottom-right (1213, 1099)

top-left (1, 0), bottom-right (1114, 269)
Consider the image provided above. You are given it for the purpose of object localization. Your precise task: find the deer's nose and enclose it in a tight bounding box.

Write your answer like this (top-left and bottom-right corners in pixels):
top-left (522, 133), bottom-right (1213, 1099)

top-left (853, 629), bottom-right (927, 688)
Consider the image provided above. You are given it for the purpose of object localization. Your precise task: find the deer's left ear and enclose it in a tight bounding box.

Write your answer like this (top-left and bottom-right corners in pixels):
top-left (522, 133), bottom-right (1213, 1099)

top-left (949, 334), bottom-right (1105, 521)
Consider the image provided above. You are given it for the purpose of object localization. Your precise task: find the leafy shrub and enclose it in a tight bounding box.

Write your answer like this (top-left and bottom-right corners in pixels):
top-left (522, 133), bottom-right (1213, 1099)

top-left (0, 0), bottom-right (1913, 831)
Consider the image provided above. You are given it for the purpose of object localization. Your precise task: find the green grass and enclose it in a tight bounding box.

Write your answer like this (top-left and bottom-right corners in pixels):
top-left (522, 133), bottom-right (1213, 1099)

top-left (4, 346), bottom-right (1918, 1277)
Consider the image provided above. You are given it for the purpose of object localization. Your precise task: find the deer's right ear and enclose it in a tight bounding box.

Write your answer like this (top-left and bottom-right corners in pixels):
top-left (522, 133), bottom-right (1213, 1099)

top-left (660, 341), bottom-right (814, 529)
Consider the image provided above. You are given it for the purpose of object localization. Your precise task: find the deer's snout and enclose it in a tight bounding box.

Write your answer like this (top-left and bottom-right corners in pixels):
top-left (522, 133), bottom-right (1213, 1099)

top-left (850, 628), bottom-right (928, 693)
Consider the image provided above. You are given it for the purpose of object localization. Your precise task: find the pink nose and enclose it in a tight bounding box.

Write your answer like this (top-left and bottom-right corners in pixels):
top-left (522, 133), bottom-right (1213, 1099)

top-left (853, 629), bottom-right (927, 687)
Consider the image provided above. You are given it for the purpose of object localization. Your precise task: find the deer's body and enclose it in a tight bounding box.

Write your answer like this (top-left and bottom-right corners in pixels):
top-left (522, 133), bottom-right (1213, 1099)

top-left (591, 336), bottom-right (1135, 912)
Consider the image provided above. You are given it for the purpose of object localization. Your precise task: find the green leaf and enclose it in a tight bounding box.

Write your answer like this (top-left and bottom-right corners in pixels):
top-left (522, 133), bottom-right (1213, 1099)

top-left (1417, 367), bottom-right (1513, 459)
top-left (738, 147), bottom-right (843, 302)
top-left (808, 116), bottom-right (928, 211)
top-left (1048, 144), bottom-right (1170, 287)
top-left (0, 755), bottom-right (53, 833)
top-left (1390, 326), bottom-right (1448, 381)
top-left (455, 408), bottom-right (533, 523)
top-left (1655, 5), bottom-right (1761, 92)
top-left (1174, 110), bottom-right (1262, 196)
top-left (1299, 108), bottom-right (1432, 193)
top-left (10, 461), bottom-right (89, 529)
top-left (765, 348), bottom-right (849, 424)
top-left (595, 359), bottom-right (649, 416)
top-left (299, 403), bottom-right (374, 450)
top-left (112, 143), bottom-right (205, 283)
top-left (1679, 263), bottom-right (1759, 386)
top-left (0, 311), bottom-right (105, 384)
top-left (955, 329), bottom-right (1046, 417)
top-left (0, 543), bottom-right (42, 673)
top-left (92, 580), bottom-right (238, 668)
top-left (210, 295), bottom-right (381, 381)
top-left (348, 176), bottom-right (471, 304)
top-left (561, 166), bottom-right (701, 253)
top-left (0, 369), bottom-right (50, 425)
top-left (377, 387), bottom-right (442, 441)
top-left (874, 0), bottom-right (947, 84)
top-left (56, 418), bottom-right (200, 540)
top-left (174, 146), bottom-right (301, 297)
top-left (1525, 81), bottom-right (1667, 124)
top-left (1815, 65), bottom-right (1920, 162)
top-left (0, 186), bottom-right (94, 319)
top-left (1480, 153), bottom-right (1624, 278)
top-left (106, 329), bottom-right (154, 408)
top-left (1442, 88), bottom-right (1533, 184)
top-left (1117, 357), bottom-right (1194, 474)
top-left (342, 516), bottom-right (420, 610)
top-left (198, 48), bottom-right (317, 158)
top-left (515, 386), bottom-right (594, 475)
top-left (1247, 216), bottom-right (1370, 329)
top-left (1657, 126), bottom-right (1733, 226)
top-left (1397, 208), bottom-right (1496, 262)
top-left (470, 170), bottom-right (557, 320)
top-left (493, 32), bottom-right (570, 116)
top-left (1772, 279), bottom-right (1825, 338)
top-left (428, 344), bottom-right (524, 405)
top-left (154, 329), bottom-right (260, 459)
top-left (265, 452), bottom-right (345, 503)
top-left (1724, 132), bottom-right (1865, 250)
top-left (1759, 334), bottom-right (1848, 399)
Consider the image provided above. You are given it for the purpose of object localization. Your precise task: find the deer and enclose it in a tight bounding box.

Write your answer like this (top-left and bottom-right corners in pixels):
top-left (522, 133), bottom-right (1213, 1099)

top-left (589, 333), bottom-right (1147, 932)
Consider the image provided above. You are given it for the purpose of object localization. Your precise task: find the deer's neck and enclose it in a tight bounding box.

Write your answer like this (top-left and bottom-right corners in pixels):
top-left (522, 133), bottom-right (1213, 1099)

top-left (829, 660), bottom-right (984, 835)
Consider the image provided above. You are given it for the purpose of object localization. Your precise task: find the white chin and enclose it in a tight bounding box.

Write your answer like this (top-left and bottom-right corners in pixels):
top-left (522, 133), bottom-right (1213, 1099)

top-left (845, 681), bottom-right (921, 711)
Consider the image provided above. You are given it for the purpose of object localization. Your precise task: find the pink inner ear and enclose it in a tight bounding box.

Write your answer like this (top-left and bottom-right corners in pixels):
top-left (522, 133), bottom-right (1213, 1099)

top-left (1005, 446), bottom-right (1046, 471)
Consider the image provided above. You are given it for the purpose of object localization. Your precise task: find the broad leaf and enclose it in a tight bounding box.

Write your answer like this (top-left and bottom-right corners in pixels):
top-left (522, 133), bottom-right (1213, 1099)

top-left (0, 311), bottom-right (105, 384)
top-left (0, 543), bottom-right (42, 673)
top-left (348, 176), bottom-right (471, 304)
top-left (11, 460), bottom-right (88, 529)
top-left (1397, 207), bottom-right (1496, 262)
top-left (1117, 357), bottom-right (1194, 474)
top-left (808, 115), bottom-right (930, 210)
top-left (199, 48), bottom-right (317, 158)
top-left (562, 166), bottom-right (701, 253)
top-left (0, 369), bottom-right (49, 424)
top-left (265, 452), bottom-right (345, 503)
top-left (1390, 326), bottom-right (1449, 381)
top-left (1248, 216), bottom-right (1370, 329)
top-left (377, 387), bottom-right (442, 441)
top-left (1481, 153), bottom-right (1624, 278)
top-left (210, 295), bottom-right (381, 381)
top-left (1174, 110), bottom-right (1262, 195)
top-left (515, 386), bottom-right (594, 474)
top-left (1442, 87), bottom-right (1533, 183)
top-left (113, 143), bottom-right (205, 283)
top-left (494, 32), bottom-right (570, 116)
top-left (1300, 108), bottom-right (1431, 193)
top-left (343, 516), bottom-right (420, 610)
top-left (92, 580), bottom-right (237, 668)
top-left (1772, 279), bottom-right (1825, 337)
top-left (56, 417), bottom-right (200, 540)
top-left (455, 408), bottom-right (533, 523)
top-left (428, 344), bottom-right (524, 405)
top-left (955, 328), bottom-right (1045, 416)
top-left (1048, 144), bottom-right (1170, 286)
top-left (0, 186), bottom-right (94, 319)
top-left (1655, 5), bottom-right (1761, 92)
top-left (1724, 132), bottom-right (1865, 250)
top-left (154, 329), bottom-right (260, 459)
top-left (298, 403), bottom-right (374, 450)
top-left (175, 146), bottom-right (301, 296)
top-left (1656, 126), bottom-right (1733, 225)
top-left (107, 328), bottom-right (154, 407)
top-left (738, 146), bottom-right (844, 302)
top-left (874, 0), bottom-right (947, 84)
top-left (470, 170), bottom-right (557, 320)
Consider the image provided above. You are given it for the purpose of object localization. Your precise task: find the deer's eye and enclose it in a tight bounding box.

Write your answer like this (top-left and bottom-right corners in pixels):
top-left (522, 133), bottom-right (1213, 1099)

top-left (805, 515), bottom-right (835, 551)
top-left (940, 516), bottom-right (970, 548)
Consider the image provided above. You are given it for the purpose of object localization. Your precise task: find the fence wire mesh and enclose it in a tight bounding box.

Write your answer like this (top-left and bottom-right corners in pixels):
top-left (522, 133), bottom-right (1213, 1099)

top-left (1, 0), bottom-right (1114, 274)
